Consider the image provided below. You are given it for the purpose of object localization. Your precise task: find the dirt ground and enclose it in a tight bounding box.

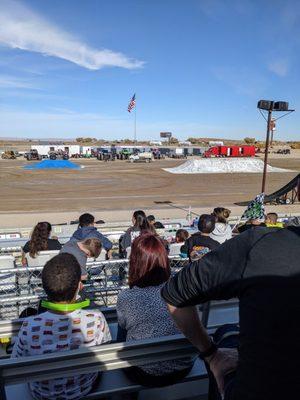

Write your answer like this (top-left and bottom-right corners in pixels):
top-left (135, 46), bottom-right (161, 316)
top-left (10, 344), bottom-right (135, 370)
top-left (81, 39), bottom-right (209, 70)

top-left (0, 154), bottom-right (299, 219)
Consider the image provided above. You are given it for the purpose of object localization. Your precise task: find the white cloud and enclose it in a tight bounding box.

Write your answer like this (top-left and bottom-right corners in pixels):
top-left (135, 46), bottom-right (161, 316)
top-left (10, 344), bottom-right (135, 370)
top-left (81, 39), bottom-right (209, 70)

top-left (0, 74), bottom-right (38, 89)
top-left (0, 0), bottom-right (144, 71)
top-left (268, 60), bottom-right (289, 77)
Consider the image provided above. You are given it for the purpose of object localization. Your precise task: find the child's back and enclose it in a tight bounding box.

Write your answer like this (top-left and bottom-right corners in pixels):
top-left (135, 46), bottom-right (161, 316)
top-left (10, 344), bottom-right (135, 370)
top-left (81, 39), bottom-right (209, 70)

top-left (12, 308), bottom-right (111, 400)
top-left (11, 253), bottom-right (111, 400)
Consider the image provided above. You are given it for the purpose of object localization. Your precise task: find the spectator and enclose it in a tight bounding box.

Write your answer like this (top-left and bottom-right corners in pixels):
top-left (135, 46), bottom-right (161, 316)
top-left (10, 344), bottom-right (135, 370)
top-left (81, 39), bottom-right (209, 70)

top-left (210, 207), bottom-right (232, 244)
top-left (237, 193), bottom-right (266, 233)
top-left (173, 229), bottom-right (189, 257)
top-left (161, 226), bottom-right (300, 400)
top-left (147, 214), bottom-right (165, 230)
top-left (147, 214), bottom-right (156, 226)
top-left (182, 214), bottom-right (220, 261)
top-left (175, 229), bottom-right (189, 244)
top-left (237, 218), bottom-right (266, 233)
top-left (120, 210), bottom-right (152, 251)
top-left (60, 237), bottom-right (102, 278)
top-left (71, 213), bottom-right (113, 256)
top-left (265, 212), bottom-right (284, 228)
top-left (117, 233), bottom-right (194, 386)
top-left (22, 222), bottom-right (61, 266)
top-left (12, 253), bottom-right (111, 400)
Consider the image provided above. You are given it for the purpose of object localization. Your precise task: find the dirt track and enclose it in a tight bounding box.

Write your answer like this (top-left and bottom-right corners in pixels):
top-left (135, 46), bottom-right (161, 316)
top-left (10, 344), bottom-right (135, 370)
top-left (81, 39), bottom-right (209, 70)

top-left (0, 155), bottom-right (299, 214)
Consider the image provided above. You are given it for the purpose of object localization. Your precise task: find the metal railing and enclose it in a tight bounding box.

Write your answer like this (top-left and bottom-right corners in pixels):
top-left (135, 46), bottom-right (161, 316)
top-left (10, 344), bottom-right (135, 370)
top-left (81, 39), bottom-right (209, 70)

top-left (0, 257), bottom-right (189, 320)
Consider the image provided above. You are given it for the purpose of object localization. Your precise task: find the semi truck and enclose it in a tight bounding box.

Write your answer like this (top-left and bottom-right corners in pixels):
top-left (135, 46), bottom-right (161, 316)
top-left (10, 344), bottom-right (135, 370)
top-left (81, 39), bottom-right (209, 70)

top-left (203, 145), bottom-right (256, 158)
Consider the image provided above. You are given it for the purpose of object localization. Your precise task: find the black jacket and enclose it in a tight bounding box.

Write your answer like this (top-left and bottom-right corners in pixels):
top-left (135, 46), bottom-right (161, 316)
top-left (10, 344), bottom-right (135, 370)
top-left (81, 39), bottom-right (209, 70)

top-left (162, 227), bottom-right (300, 400)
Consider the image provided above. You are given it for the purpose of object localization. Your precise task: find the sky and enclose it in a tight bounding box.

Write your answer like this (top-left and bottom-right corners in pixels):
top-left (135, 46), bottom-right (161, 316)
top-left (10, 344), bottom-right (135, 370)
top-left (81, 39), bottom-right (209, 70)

top-left (0, 0), bottom-right (300, 141)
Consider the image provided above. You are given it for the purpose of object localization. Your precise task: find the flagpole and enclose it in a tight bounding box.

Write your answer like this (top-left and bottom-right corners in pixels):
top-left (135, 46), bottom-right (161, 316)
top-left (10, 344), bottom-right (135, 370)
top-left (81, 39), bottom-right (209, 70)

top-left (134, 96), bottom-right (137, 144)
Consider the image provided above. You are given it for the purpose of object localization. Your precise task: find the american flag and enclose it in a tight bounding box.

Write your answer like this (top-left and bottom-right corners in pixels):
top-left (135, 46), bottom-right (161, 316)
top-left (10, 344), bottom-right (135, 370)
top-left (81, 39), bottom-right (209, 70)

top-left (127, 94), bottom-right (136, 113)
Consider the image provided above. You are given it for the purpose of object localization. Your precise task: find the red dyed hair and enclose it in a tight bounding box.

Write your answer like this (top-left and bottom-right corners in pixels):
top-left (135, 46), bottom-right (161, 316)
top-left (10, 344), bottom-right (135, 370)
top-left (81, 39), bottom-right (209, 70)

top-left (128, 233), bottom-right (170, 288)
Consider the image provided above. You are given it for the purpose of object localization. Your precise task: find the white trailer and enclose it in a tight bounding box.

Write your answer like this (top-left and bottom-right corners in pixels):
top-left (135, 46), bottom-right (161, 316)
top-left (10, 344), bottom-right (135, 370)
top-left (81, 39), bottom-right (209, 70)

top-left (150, 140), bottom-right (162, 146)
top-left (80, 146), bottom-right (92, 156)
top-left (30, 144), bottom-right (80, 157)
top-left (169, 148), bottom-right (186, 159)
top-left (30, 145), bottom-right (55, 156)
top-left (56, 145), bottom-right (80, 156)
top-left (209, 141), bottom-right (224, 146)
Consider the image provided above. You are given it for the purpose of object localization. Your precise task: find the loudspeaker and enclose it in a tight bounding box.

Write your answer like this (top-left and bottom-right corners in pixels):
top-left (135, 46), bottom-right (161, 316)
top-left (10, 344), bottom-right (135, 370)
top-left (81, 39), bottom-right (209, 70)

top-left (273, 101), bottom-right (289, 111)
top-left (257, 100), bottom-right (272, 110)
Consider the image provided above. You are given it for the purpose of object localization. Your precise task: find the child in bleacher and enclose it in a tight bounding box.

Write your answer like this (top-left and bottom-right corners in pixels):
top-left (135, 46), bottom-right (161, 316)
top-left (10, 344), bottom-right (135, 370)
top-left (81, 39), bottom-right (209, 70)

top-left (183, 215), bottom-right (220, 261)
top-left (265, 212), bottom-right (284, 228)
top-left (11, 253), bottom-right (111, 400)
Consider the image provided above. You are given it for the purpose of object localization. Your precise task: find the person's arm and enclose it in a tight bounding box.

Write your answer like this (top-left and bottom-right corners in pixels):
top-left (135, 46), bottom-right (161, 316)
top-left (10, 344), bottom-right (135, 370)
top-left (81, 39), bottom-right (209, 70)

top-left (21, 250), bottom-right (27, 266)
top-left (162, 230), bottom-right (261, 394)
top-left (162, 230), bottom-right (259, 306)
top-left (167, 304), bottom-right (238, 394)
top-left (106, 249), bottom-right (113, 259)
top-left (98, 233), bottom-right (113, 251)
top-left (21, 241), bottom-right (30, 266)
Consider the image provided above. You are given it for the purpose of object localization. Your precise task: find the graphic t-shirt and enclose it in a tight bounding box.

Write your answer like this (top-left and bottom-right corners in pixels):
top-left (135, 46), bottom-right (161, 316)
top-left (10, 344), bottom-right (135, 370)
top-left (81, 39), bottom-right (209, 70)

top-left (184, 233), bottom-right (220, 261)
top-left (11, 309), bottom-right (111, 400)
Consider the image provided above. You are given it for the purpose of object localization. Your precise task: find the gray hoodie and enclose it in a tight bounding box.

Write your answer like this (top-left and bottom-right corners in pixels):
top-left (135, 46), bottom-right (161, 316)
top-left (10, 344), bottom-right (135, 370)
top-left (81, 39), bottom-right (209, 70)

top-left (209, 222), bottom-right (232, 244)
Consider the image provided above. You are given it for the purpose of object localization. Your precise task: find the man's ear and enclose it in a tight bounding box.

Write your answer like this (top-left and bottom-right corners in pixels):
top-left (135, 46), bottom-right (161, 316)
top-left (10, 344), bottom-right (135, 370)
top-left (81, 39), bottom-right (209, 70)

top-left (79, 281), bottom-right (83, 291)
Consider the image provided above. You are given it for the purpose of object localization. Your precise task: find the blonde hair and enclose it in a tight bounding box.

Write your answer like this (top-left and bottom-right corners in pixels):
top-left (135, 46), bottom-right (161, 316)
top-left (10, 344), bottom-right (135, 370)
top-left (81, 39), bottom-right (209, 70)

top-left (213, 207), bottom-right (231, 224)
top-left (81, 238), bottom-right (102, 258)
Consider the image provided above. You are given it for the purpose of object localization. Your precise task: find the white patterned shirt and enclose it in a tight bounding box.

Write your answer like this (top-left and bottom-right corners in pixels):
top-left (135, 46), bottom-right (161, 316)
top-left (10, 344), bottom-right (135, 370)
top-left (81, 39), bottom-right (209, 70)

top-left (11, 309), bottom-right (111, 400)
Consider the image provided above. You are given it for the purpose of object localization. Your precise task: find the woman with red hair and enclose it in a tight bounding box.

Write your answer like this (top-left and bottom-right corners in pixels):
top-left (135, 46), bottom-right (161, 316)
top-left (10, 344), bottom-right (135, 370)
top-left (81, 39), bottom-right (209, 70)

top-left (117, 233), bottom-right (194, 386)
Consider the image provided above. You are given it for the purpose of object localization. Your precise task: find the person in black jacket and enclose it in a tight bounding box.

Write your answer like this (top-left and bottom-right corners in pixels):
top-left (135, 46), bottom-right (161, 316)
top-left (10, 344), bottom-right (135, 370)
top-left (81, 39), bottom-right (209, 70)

top-left (181, 214), bottom-right (220, 261)
top-left (161, 226), bottom-right (300, 400)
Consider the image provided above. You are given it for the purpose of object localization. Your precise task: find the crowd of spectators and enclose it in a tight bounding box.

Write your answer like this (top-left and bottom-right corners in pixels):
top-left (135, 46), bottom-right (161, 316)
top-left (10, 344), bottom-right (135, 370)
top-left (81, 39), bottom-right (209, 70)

top-left (10, 207), bottom-right (300, 400)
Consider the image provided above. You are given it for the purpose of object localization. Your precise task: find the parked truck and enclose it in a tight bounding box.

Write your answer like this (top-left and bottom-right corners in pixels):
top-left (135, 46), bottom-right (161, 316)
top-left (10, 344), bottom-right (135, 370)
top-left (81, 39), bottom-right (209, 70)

top-left (25, 149), bottom-right (42, 161)
top-left (169, 148), bottom-right (187, 159)
top-left (203, 145), bottom-right (256, 158)
top-left (129, 151), bottom-right (153, 163)
top-left (1, 150), bottom-right (17, 159)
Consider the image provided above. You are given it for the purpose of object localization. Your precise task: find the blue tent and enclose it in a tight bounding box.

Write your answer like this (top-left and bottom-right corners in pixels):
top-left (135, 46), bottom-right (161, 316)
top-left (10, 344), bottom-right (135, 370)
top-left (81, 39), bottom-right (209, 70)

top-left (24, 159), bottom-right (81, 170)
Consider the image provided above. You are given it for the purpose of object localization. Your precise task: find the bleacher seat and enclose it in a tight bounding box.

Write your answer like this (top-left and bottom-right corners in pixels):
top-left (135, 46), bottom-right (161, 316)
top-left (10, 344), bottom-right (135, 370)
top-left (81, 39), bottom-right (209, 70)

top-left (25, 250), bottom-right (60, 268)
top-left (0, 334), bottom-right (207, 400)
top-left (0, 255), bottom-right (16, 295)
top-left (168, 243), bottom-right (183, 256)
top-left (94, 249), bottom-right (107, 262)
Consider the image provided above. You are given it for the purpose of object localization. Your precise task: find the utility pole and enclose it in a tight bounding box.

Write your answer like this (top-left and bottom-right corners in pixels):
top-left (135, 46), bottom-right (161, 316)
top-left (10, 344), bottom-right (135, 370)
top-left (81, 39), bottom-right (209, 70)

top-left (261, 101), bottom-right (274, 193)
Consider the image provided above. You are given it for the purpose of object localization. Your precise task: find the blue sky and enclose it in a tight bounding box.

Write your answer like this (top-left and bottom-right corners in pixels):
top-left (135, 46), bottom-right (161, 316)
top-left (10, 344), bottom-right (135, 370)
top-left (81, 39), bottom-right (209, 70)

top-left (0, 0), bottom-right (299, 141)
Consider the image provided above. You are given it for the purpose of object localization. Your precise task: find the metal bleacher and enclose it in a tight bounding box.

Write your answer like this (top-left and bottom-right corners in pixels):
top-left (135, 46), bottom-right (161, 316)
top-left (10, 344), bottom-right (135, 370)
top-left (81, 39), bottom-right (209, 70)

top-left (0, 219), bottom-right (241, 399)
